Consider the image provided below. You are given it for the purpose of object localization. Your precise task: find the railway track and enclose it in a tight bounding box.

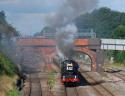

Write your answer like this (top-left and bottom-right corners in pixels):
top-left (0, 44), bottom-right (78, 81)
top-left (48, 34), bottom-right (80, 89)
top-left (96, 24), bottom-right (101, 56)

top-left (21, 53), bottom-right (123, 96)
top-left (104, 68), bottom-right (125, 81)
top-left (110, 72), bottom-right (125, 81)
top-left (65, 87), bottom-right (79, 96)
top-left (53, 60), bottom-right (116, 96)
top-left (79, 67), bottom-right (118, 96)
top-left (27, 74), bottom-right (42, 96)
top-left (82, 72), bottom-right (116, 96)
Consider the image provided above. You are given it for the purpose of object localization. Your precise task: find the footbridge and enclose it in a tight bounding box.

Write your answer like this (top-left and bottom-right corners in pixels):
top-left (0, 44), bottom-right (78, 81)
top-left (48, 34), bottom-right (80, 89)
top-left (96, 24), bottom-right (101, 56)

top-left (101, 39), bottom-right (125, 50)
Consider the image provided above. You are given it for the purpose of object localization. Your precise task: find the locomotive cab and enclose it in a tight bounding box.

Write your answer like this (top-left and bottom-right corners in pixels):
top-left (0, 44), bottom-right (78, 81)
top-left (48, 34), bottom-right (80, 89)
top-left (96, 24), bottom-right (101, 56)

top-left (61, 59), bottom-right (79, 83)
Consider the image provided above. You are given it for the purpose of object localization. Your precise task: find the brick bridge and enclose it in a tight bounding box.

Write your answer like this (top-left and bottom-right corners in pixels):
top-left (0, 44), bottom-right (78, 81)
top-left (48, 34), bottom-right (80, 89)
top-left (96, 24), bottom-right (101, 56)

top-left (16, 37), bottom-right (103, 71)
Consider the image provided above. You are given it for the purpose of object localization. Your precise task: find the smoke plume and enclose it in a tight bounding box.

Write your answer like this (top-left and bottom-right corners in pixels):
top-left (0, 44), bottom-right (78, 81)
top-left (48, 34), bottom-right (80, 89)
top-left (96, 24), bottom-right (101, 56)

top-left (56, 23), bottom-right (77, 58)
top-left (46, 0), bottom-right (98, 27)
top-left (46, 0), bottom-right (99, 59)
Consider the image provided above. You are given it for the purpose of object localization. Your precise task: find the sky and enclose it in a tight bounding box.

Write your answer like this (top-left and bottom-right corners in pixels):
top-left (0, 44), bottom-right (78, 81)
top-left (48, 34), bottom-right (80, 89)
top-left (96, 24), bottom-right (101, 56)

top-left (0, 0), bottom-right (125, 36)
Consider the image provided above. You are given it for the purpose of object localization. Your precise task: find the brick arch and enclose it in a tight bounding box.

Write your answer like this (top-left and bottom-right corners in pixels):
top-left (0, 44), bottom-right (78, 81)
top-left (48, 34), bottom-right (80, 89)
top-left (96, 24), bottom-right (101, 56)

top-left (75, 48), bottom-right (97, 71)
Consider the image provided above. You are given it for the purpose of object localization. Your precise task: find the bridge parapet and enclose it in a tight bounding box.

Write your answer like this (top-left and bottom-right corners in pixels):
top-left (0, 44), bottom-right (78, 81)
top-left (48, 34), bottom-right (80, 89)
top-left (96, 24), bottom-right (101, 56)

top-left (75, 38), bottom-right (101, 49)
top-left (16, 37), bottom-right (101, 49)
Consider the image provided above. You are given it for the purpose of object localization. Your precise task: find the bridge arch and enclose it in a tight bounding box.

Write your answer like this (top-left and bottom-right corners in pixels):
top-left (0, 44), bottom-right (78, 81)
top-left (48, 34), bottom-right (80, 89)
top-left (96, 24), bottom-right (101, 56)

top-left (74, 48), bottom-right (97, 71)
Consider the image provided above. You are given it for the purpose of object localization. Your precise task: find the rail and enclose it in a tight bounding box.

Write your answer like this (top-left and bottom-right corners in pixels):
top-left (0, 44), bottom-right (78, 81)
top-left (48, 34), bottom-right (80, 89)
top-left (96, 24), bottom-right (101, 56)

top-left (27, 74), bottom-right (42, 96)
top-left (83, 72), bottom-right (116, 96)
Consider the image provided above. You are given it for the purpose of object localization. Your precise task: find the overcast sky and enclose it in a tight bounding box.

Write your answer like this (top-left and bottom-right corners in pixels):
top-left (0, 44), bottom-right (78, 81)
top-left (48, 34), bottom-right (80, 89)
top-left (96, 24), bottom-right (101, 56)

top-left (0, 0), bottom-right (125, 36)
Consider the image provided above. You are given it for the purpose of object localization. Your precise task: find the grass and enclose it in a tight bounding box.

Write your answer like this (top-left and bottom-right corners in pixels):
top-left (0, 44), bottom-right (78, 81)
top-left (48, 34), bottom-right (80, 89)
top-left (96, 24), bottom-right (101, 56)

top-left (0, 75), bottom-right (19, 96)
top-left (104, 63), bottom-right (125, 69)
top-left (47, 71), bottom-right (56, 90)
top-left (7, 89), bottom-right (19, 96)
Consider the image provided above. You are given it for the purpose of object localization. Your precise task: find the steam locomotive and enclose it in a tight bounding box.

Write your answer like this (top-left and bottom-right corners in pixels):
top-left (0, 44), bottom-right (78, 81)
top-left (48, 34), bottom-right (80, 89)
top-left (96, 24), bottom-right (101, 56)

top-left (61, 59), bottom-right (80, 83)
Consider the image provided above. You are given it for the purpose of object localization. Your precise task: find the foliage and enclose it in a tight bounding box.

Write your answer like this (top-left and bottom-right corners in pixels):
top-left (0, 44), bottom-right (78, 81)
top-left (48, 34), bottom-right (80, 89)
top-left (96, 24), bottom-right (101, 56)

top-left (34, 26), bottom-right (56, 36)
top-left (112, 25), bottom-right (125, 39)
top-left (111, 25), bottom-right (125, 63)
top-left (0, 52), bottom-right (16, 76)
top-left (0, 11), bottom-right (6, 24)
top-left (7, 89), bottom-right (19, 96)
top-left (113, 51), bottom-right (125, 63)
top-left (47, 71), bottom-right (56, 90)
top-left (75, 7), bottom-right (125, 38)
top-left (0, 11), bottom-right (19, 40)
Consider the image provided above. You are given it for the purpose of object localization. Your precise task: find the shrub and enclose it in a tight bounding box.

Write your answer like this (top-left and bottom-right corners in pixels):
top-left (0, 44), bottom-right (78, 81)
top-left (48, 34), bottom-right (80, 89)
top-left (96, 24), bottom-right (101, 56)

top-left (0, 52), bottom-right (16, 76)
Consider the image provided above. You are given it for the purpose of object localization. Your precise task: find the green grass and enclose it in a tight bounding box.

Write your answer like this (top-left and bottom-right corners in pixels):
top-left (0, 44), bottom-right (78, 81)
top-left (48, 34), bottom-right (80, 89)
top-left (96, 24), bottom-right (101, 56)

top-left (47, 71), bottom-right (56, 90)
top-left (7, 89), bottom-right (19, 96)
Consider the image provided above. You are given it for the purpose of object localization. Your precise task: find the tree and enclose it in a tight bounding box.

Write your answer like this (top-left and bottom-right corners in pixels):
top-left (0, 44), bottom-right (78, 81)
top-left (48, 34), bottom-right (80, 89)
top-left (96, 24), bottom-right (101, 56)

top-left (75, 7), bottom-right (123, 38)
top-left (0, 11), bottom-right (6, 24)
top-left (34, 26), bottom-right (56, 36)
top-left (112, 25), bottom-right (125, 39)
top-left (111, 25), bottom-right (125, 63)
top-left (0, 11), bottom-right (19, 40)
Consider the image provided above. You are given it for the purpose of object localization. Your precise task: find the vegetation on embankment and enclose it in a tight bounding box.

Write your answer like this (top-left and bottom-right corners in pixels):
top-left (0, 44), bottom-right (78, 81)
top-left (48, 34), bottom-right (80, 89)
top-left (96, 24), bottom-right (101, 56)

top-left (0, 75), bottom-right (19, 96)
top-left (0, 52), bottom-right (16, 76)
top-left (0, 52), bottom-right (19, 96)
top-left (0, 10), bottom-right (20, 96)
top-left (104, 63), bottom-right (125, 69)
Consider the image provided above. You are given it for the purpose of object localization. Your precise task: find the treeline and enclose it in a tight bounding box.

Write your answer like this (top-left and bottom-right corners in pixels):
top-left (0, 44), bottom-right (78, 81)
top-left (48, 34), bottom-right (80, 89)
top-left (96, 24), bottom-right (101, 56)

top-left (75, 7), bottom-right (125, 38)
top-left (36, 7), bottom-right (125, 39)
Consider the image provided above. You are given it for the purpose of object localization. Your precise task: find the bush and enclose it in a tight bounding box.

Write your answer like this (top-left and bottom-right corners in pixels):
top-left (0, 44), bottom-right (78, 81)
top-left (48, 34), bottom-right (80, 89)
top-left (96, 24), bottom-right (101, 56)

top-left (0, 52), bottom-right (16, 76)
top-left (113, 51), bottom-right (125, 63)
